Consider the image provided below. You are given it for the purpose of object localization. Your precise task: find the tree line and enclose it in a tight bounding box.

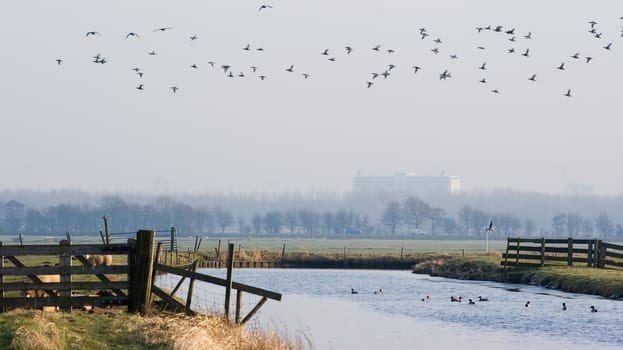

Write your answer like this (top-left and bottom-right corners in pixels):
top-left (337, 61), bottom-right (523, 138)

top-left (0, 194), bottom-right (621, 239)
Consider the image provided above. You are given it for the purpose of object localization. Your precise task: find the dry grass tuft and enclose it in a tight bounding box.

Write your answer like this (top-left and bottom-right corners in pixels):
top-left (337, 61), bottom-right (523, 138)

top-left (10, 312), bottom-right (66, 350)
top-left (132, 313), bottom-right (301, 350)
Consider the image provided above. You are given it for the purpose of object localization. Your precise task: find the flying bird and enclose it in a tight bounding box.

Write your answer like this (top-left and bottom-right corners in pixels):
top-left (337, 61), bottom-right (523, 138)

top-left (345, 46), bottom-right (353, 54)
top-left (153, 27), bottom-right (172, 32)
top-left (136, 84), bottom-right (144, 90)
top-left (321, 48), bottom-right (329, 55)
top-left (521, 48), bottom-right (530, 57)
top-left (564, 89), bottom-right (572, 97)
top-left (434, 38), bottom-right (442, 44)
top-left (221, 65), bottom-right (230, 73)
top-left (366, 81), bottom-right (373, 88)
top-left (250, 66), bottom-right (258, 73)
top-left (479, 78), bottom-right (487, 83)
top-left (508, 48), bottom-right (515, 54)
top-left (302, 73), bottom-right (310, 79)
top-left (170, 86), bottom-right (178, 93)
top-left (528, 74), bottom-right (536, 81)
top-left (439, 70), bottom-right (451, 80)
top-left (55, 59), bottom-right (62, 65)
top-left (585, 56), bottom-right (593, 63)
top-left (449, 54), bottom-right (458, 59)
top-left (524, 32), bottom-right (532, 39)
top-left (557, 62), bottom-right (565, 70)
top-left (259, 75), bottom-right (267, 80)
top-left (479, 62), bottom-right (487, 70)
top-left (190, 64), bottom-right (198, 69)
top-left (372, 45), bottom-right (381, 51)
top-left (431, 48), bottom-right (439, 55)
top-left (388, 64), bottom-right (396, 71)
top-left (328, 57), bottom-right (336, 61)
top-left (243, 44), bottom-right (251, 51)
top-left (286, 64), bottom-right (294, 72)
top-left (190, 35), bottom-right (198, 41)
top-left (148, 51), bottom-right (157, 56)
top-left (603, 43), bottom-right (612, 50)
top-left (258, 4), bottom-right (273, 11)
top-left (412, 66), bottom-right (421, 74)
top-left (85, 31), bottom-right (100, 37)
top-left (125, 32), bottom-right (140, 39)
top-left (571, 53), bottom-right (580, 59)
top-left (491, 89), bottom-right (500, 94)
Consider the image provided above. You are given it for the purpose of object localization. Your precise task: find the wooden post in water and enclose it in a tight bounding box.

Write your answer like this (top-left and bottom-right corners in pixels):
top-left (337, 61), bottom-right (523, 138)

top-left (185, 260), bottom-right (198, 315)
top-left (400, 247), bottom-right (404, 261)
top-left (235, 289), bottom-right (243, 324)
top-left (539, 238), bottom-right (545, 267)
top-left (224, 243), bottom-right (235, 321)
top-left (567, 237), bottom-right (574, 266)
top-left (129, 230), bottom-right (155, 314)
top-left (281, 241), bottom-right (286, 259)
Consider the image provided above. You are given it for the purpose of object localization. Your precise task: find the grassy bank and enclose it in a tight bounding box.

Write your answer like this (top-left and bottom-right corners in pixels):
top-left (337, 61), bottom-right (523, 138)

top-left (410, 253), bottom-right (623, 299)
top-left (0, 308), bottom-right (301, 350)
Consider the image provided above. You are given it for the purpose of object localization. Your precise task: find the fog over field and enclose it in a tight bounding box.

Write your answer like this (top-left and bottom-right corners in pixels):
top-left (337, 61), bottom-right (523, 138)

top-left (1, 1), bottom-right (623, 196)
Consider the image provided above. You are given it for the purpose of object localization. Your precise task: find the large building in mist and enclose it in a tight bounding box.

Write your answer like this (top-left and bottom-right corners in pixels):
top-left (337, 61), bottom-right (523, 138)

top-left (352, 172), bottom-right (461, 196)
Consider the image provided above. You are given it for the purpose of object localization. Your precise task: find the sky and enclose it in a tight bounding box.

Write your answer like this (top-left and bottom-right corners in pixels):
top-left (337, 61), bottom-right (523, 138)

top-left (1, 0), bottom-right (622, 195)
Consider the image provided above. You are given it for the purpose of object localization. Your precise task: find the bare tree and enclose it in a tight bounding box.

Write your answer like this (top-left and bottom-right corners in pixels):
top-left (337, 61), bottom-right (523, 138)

top-left (402, 197), bottom-right (430, 233)
top-left (333, 209), bottom-right (354, 234)
top-left (263, 211), bottom-right (283, 234)
top-left (213, 206), bottom-right (234, 234)
top-left (321, 211), bottom-right (334, 234)
top-left (237, 216), bottom-right (246, 234)
top-left (251, 214), bottom-right (262, 234)
top-left (566, 213), bottom-right (583, 237)
top-left (523, 218), bottom-right (537, 236)
top-left (551, 214), bottom-right (566, 237)
top-left (429, 207), bottom-right (446, 236)
top-left (298, 208), bottom-right (319, 234)
top-left (594, 213), bottom-right (614, 239)
top-left (381, 200), bottom-right (402, 235)
top-left (283, 209), bottom-right (299, 234)
top-left (458, 206), bottom-right (474, 235)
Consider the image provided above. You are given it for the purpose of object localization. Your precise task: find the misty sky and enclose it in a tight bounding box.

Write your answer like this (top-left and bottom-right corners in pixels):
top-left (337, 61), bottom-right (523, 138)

top-left (1, 1), bottom-right (622, 195)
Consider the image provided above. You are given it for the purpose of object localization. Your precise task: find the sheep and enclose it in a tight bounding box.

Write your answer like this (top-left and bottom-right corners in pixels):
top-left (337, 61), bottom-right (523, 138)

top-left (84, 254), bottom-right (113, 266)
top-left (21, 274), bottom-right (60, 298)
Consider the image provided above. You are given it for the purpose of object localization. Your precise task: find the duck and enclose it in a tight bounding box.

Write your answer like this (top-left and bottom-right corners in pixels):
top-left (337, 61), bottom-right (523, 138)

top-left (562, 302), bottom-right (567, 311)
top-left (468, 299), bottom-right (476, 305)
top-left (351, 288), bottom-right (358, 294)
top-left (421, 295), bottom-right (430, 302)
top-left (450, 296), bottom-right (462, 302)
top-left (478, 296), bottom-right (489, 302)
top-left (525, 301), bottom-right (531, 307)
top-left (590, 305), bottom-right (598, 313)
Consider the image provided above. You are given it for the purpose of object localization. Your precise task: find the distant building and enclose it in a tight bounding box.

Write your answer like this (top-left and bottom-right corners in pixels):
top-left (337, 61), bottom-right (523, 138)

top-left (352, 172), bottom-right (461, 195)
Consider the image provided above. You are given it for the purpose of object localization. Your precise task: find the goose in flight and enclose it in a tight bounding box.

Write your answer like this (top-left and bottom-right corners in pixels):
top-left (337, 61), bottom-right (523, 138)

top-left (125, 32), bottom-right (140, 39)
top-left (321, 48), bottom-right (329, 55)
top-left (557, 62), bottom-right (565, 70)
top-left (190, 35), bottom-right (198, 41)
top-left (528, 74), bottom-right (536, 81)
top-left (439, 70), bottom-right (451, 80)
top-left (387, 49), bottom-right (395, 53)
top-left (508, 48), bottom-right (515, 54)
top-left (491, 89), bottom-right (500, 94)
top-left (372, 45), bottom-right (381, 51)
top-left (479, 62), bottom-right (487, 70)
top-left (585, 56), bottom-right (593, 63)
top-left (571, 53), bottom-right (580, 59)
top-left (302, 73), bottom-right (310, 79)
top-left (345, 46), bottom-right (353, 54)
top-left (449, 54), bottom-right (458, 59)
top-left (190, 64), bottom-right (198, 69)
top-left (243, 44), bottom-right (251, 51)
top-left (589, 20), bottom-right (598, 28)
top-left (56, 59), bottom-right (62, 65)
top-left (412, 66), bottom-right (421, 74)
top-left (521, 48), bottom-right (530, 57)
top-left (148, 51), bottom-right (157, 56)
top-left (564, 89), bottom-right (572, 97)
top-left (381, 71), bottom-right (390, 79)
top-left (258, 4), bottom-right (273, 11)
top-left (371, 72), bottom-right (379, 79)
top-left (603, 43), bottom-right (612, 50)
top-left (259, 75), bottom-right (267, 80)
top-left (328, 57), bottom-right (336, 61)
top-left (366, 81), bottom-right (373, 88)
top-left (221, 65), bottom-right (230, 73)
top-left (250, 66), bottom-right (258, 73)
top-left (524, 32), bottom-right (532, 39)
top-left (132, 67), bottom-right (140, 72)
top-left (153, 27), bottom-right (172, 32)
top-left (479, 78), bottom-right (487, 83)
top-left (170, 86), bottom-right (178, 93)
top-left (286, 64), bottom-right (294, 72)
top-left (434, 38), bottom-right (442, 44)
top-left (388, 64), bottom-right (396, 71)
top-left (431, 48), bottom-right (439, 55)
top-left (85, 31), bottom-right (100, 37)
top-left (136, 84), bottom-right (144, 90)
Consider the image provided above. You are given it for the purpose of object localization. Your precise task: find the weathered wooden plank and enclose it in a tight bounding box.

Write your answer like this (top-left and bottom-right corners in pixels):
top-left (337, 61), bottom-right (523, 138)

top-left (1, 281), bottom-right (128, 291)
top-left (151, 285), bottom-right (195, 315)
top-left (129, 230), bottom-right (155, 314)
top-left (602, 242), bottom-right (623, 251)
top-left (0, 265), bottom-right (129, 276)
top-left (508, 238), bottom-right (542, 243)
top-left (154, 263), bottom-right (282, 301)
top-left (605, 251), bottom-right (623, 260)
top-left (603, 260), bottom-right (623, 268)
top-left (241, 296), bottom-right (268, 324)
top-left (0, 295), bottom-right (128, 308)
top-left (500, 261), bottom-right (542, 268)
top-left (0, 244), bottom-right (134, 257)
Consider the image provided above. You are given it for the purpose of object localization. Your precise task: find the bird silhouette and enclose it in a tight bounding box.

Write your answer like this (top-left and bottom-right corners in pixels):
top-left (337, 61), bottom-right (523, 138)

top-left (190, 64), bottom-right (198, 69)
top-left (136, 84), bottom-right (144, 90)
top-left (491, 89), bottom-right (500, 94)
top-left (387, 49), bottom-right (395, 53)
top-left (302, 73), bottom-right (310, 79)
top-left (85, 31), bottom-right (100, 37)
top-left (521, 48), bottom-right (530, 57)
top-left (250, 66), bottom-right (258, 73)
top-left (321, 49), bottom-right (329, 55)
top-left (479, 62), bottom-right (487, 70)
top-left (371, 72), bottom-right (379, 79)
top-left (412, 66), bottom-right (421, 74)
top-left (508, 48), bottom-right (515, 54)
top-left (137, 72), bottom-right (143, 78)
top-left (564, 89), bottom-right (572, 97)
top-left (131, 67), bottom-right (140, 72)
top-left (450, 54), bottom-right (458, 59)
top-left (221, 65), bottom-right (230, 73)
top-left (486, 221), bottom-right (494, 231)
top-left (56, 59), bottom-right (62, 65)
top-left (524, 32), bottom-right (532, 39)
top-left (372, 45), bottom-right (381, 51)
top-left (286, 65), bottom-right (294, 72)
top-left (557, 62), bottom-right (565, 70)
top-left (328, 57), bottom-right (336, 61)
top-left (603, 43), bottom-right (612, 50)
top-left (434, 38), bottom-right (442, 44)
top-left (170, 86), bottom-right (178, 93)
top-left (243, 44), bottom-right (251, 51)
top-left (439, 70), bottom-right (451, 80)
top-left (388, 64), bottom-right (396, 71)
top-left (431, 48), bottom-right (439, 55)
top-left (190, 35), bottom-right (198, 41)
top-left (259, 75), bottom-right (267, 80)
top-left (258, 4), bottom-right (273, 11)
top-left (153, 27), bottom-right (172, 32)
top-left (345, 46), bottom-right (353, 54)
top-left (366, 81), bottom-right (373, 88)
top-left (125, 32), bottom-right (140, 39)
top-left (479, 78), bottom-right (487, 83)
top-left (571, 53), bottom-right (580, 59)
top-left (585, 56), bottom-right (593, 63)
top-left (148, 51), bottom-right (157, 56)
top-left (528, 74), bottom-right (536, 81)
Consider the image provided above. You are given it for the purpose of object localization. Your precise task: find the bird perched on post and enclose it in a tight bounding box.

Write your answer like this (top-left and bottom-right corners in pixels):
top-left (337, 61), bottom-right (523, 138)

top-left (486, 221), bottom-right (494, 232)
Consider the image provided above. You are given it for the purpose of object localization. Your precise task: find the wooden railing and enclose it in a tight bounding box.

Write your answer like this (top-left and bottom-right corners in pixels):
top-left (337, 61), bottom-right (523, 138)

top-left (151, 242), bottom-right (282, 324)
top-left (502, 237), bottom-right (623, 269)
top-left (0, 239), bottom-right (138, 312)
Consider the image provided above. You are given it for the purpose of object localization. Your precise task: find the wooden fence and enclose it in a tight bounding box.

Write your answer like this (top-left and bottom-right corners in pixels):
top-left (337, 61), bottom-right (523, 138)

top-left (151, 242), bottom-right (282, 324)
top-left (502, 237), bottom-right (623, 269)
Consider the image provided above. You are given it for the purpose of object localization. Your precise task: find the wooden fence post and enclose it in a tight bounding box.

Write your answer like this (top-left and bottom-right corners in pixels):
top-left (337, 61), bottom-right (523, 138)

top-left (59, 239), bottom-right (72, 312)
top-left (567, 237), bottom-right (573, 266)
top-left (587, 240), bottom-right (593, 267)
top-left (235, 289), bottom-right (243, 324)
top-left (185, 261), bottom-right (198, 315)
top-left (224, 243), bottom-right (235, 321)
top-left (503, 238), bottom-right (510, 269)
top-left (0, 242), bottom-right (4, 312)
top-left (539, 238), bottom-right (545, 267)
top-left (129, 230), bottom-right (155, 314)
top-left (281, 242), bottom-right (286, 259)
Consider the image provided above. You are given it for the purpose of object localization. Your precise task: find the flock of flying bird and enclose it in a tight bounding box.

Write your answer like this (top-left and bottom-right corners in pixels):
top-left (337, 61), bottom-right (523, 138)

top-left (54, 6), bottom-right (623, 98)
